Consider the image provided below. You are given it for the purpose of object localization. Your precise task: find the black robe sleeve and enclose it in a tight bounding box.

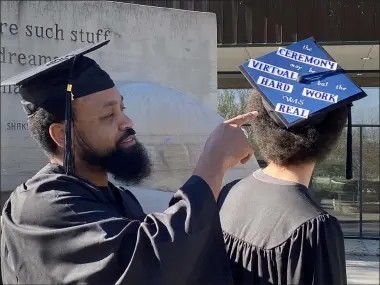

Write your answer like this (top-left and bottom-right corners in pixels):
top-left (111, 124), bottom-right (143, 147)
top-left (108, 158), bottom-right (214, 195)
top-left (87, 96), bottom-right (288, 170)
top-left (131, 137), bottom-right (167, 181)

top-left (222, 214), bottom-right (347, 285)
top-left (310, 214), bottom-right (347, 285)
top-left (1, 175), bottom-right (233, 285)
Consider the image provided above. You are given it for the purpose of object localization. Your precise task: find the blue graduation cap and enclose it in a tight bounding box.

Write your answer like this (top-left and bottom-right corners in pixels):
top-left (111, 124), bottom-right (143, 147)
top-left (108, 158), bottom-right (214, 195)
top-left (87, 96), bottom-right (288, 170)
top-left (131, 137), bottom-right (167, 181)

top-left (239, 37), bottom-right (367, 179)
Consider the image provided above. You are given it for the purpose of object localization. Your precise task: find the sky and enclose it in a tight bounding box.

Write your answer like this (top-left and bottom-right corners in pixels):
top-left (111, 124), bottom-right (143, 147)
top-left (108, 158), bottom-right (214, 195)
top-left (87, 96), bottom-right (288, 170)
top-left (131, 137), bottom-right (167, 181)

top-left (352, 87), bottom-right (379, 125)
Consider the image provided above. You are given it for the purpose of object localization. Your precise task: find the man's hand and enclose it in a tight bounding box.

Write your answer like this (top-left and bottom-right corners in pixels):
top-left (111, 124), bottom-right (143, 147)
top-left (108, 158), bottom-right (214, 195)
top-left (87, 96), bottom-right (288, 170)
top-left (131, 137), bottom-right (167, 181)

top-left (193, 111), bottom-right (258, 199)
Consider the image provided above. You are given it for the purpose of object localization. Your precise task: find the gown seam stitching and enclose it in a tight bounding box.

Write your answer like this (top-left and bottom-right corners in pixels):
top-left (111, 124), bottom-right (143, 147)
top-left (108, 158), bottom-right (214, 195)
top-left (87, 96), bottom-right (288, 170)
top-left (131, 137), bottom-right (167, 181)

top-left (252, 170), bottom-right (307, 189)
top-left (223, 212), bottom-right (333, 250)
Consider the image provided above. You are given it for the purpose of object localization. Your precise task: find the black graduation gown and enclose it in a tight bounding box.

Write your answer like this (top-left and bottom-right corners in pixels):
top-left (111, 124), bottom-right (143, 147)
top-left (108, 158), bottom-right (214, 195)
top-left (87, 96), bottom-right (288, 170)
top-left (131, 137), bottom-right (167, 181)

top-left (1, 163), bottom-right (233, 285)
top-left (217, 170), bottom-right (347, 285)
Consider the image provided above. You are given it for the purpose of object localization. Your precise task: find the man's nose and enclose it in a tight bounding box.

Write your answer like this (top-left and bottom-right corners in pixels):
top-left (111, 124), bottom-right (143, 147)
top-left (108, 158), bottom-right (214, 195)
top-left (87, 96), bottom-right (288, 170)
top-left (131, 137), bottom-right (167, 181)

top-left (119, 113), bottom-right (134, 130)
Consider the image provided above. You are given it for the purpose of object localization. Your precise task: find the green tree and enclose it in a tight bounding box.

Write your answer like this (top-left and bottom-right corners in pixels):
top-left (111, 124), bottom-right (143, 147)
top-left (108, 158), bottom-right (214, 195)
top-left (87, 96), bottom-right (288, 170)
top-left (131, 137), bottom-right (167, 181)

top-left (217, 89), bottom-right (258, 151)
top-left (217, 89), bottom-right (238, 119)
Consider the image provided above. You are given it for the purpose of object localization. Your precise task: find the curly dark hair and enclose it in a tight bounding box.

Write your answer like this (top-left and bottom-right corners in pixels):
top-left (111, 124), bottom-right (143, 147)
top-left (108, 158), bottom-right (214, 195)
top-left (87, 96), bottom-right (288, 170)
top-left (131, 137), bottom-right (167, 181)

top-left (248, 90), bottom-right (349, 166)
top-left (28, 108), bottom-right (62, 156)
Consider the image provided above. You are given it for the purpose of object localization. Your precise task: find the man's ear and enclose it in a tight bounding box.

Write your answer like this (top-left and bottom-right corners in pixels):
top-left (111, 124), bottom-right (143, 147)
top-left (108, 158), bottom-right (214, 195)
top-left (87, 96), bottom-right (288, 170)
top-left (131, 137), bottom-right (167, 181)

top-left (49, 122), bottom-right (65, 149)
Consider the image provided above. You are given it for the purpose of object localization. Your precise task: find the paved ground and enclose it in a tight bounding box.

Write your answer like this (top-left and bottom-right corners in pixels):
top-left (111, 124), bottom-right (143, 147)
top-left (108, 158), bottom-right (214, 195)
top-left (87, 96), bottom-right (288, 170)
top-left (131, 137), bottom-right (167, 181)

top-left (345, 239), bottom-right (379, 256)
top-left (346, 255), bottom-right (379, 285)
top-left (345, 239), bottom-right (379, 285)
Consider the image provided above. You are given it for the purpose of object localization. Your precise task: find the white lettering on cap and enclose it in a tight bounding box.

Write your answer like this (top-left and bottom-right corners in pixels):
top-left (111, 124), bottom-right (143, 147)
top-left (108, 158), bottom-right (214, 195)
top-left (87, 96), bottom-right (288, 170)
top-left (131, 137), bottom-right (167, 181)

top-left (302, 88), bottom-right (339, 103)
top-left (277, 47), bottom-right (338, 71)
top-left (46, 54), bottom-right (75, 66)
top-left (248, 59), bottom-right (298, 81)
top-left (257, 76), bottom-right (294, 93)
top-left (275, 103), bottom-right (309, 118)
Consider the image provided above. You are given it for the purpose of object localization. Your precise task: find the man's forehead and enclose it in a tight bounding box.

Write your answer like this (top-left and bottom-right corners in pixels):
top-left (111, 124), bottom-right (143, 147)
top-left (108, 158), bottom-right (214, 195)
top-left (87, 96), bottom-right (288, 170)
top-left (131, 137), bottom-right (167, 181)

top-left (73, 87), bottom-right (123, 118)
top-left (76, 87), bottom-right (122, 106)
top-left (102, 94), bottom-right (124, 107)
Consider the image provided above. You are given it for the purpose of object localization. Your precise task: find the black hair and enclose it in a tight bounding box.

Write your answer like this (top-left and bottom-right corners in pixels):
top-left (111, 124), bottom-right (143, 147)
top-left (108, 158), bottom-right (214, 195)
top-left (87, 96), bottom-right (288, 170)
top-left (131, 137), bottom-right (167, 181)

top-left (28, 108), bottom-right (61, 156)
top-left (27, 106), bottom-right (93, 158)
top-left (249, 90), bottom-right (349, 166)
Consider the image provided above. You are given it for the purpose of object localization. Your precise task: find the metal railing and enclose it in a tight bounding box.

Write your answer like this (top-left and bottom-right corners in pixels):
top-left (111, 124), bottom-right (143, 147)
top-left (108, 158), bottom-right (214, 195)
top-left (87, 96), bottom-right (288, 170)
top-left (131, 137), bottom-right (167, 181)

top-left (355, 124), bottom-right (379, 239)
top-left (313, 124), bottom-right (379, 239)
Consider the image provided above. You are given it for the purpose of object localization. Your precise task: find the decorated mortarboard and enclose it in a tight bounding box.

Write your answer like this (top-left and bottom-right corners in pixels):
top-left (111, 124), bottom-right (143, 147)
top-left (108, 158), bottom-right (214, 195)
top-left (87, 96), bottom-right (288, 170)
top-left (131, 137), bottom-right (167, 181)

top-left (239, 37), bottom-right (367, 179)
top-left (1, 40), bottom-right (114, 176)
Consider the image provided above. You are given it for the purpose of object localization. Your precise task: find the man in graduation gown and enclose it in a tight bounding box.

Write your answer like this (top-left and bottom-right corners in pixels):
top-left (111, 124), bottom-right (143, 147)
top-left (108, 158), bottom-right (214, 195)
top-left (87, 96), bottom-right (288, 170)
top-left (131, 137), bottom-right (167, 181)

top-left (217, 38), bottom-right (367, 285)
top-left (0, 41), bottom-right (257, 285)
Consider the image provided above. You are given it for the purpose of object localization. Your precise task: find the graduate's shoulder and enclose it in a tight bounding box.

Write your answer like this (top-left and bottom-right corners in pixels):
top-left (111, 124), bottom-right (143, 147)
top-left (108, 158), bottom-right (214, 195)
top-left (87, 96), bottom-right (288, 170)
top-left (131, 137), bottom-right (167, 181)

top-left (218, 175), bottom-right (333, 249)
top-left (22, 166), bottom-right (94, 196)
top-left (5, 166), bottom-right (104, 226)
top-left (281, 212), bottom-right (344, 251)
top-left (14, 163), bottom-right (88, 193)
top-left (223, 212), bottom-right (342, 253)
top-left (281, 212), bottom-right (343, 247)
top-left (261, 202), bottom-right (334, 249)
top-left (301, 212), bottom-right (343, 237)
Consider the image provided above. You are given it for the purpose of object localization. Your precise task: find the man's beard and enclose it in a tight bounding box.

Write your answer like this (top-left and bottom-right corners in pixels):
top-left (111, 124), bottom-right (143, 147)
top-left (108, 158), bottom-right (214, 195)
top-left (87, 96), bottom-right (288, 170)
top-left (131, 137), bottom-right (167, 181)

top-left (75, 128), bottom-right (152, 186)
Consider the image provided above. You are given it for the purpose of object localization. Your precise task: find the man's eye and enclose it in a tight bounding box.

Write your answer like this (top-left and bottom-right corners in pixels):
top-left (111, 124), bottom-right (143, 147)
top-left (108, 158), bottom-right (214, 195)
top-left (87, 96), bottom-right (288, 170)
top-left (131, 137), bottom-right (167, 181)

top-left (102, 113), bottom-right (114, 119)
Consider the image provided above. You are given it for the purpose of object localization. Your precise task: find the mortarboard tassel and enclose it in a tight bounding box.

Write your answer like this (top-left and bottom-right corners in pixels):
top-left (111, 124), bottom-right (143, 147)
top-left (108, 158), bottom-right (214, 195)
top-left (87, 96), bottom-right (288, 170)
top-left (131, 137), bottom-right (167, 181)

top-left (64, 56), bottom-right (78, 175)
top-left (297, 69), bottom-right (344, 84)
top-left (346, 104), bottom-right (353, 180)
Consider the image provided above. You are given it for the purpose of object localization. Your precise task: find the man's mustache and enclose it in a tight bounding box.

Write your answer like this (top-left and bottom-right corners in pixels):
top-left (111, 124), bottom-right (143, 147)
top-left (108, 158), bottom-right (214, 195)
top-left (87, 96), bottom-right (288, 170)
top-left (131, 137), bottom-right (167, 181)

top-left (117, 128), bottom-right (136, 145)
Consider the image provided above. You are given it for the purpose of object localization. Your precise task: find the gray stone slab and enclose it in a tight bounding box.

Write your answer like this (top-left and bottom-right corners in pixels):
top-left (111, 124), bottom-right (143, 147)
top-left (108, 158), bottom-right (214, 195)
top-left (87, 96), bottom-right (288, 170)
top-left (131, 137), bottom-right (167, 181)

top-left (1, 1), bottom-right (260, 199)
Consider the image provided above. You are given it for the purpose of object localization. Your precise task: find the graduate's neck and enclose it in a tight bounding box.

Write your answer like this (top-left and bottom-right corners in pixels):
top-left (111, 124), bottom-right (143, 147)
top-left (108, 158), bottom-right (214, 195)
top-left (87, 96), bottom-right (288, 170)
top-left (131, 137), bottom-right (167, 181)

top-left (263, 161), bottom-right (315, 188)
top-left (49, 156), bottom-right (109, 187)
top-left (76, 162), bottom-right (109, 187)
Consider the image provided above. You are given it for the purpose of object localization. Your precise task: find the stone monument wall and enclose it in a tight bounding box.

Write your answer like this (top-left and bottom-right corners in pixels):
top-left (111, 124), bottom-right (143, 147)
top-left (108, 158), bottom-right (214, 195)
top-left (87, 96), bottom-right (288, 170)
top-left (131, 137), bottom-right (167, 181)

top-left (1, 1), bottom-right (259, 211)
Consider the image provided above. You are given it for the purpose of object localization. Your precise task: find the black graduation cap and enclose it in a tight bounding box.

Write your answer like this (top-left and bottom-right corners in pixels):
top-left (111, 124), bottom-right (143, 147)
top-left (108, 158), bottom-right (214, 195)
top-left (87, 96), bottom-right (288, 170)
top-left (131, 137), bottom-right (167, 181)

top-left (1, 40), bottom-right (115, 175)
top-left (239, 37), bottom-right (367, 179)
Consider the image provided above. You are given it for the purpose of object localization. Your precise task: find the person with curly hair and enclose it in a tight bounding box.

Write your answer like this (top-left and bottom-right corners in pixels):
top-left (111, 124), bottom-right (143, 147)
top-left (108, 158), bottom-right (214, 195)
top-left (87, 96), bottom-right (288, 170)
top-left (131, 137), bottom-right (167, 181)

top-left (217, 36), bottom-right (371, 285)
top-left (218, 89), bottom-right (349, 285)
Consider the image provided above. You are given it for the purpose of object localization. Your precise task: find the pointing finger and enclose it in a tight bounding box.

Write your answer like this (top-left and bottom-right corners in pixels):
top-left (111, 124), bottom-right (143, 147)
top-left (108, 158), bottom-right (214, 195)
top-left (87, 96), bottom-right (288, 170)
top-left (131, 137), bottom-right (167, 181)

top-left (224, 111), bottom-right (258, 127)
top-left (240, 147), bottom-right (254, 164)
